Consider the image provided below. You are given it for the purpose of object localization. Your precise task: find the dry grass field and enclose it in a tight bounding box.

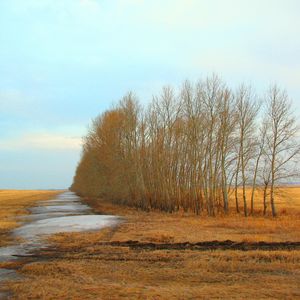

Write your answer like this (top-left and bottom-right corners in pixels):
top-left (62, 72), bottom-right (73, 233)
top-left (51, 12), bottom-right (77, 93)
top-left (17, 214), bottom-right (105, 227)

top-left (6, 247), bottom-right (300, 299)
top-left (0, 190), bottom-right (63, 247)
top-left (1, 187), bottom-right (300, 299)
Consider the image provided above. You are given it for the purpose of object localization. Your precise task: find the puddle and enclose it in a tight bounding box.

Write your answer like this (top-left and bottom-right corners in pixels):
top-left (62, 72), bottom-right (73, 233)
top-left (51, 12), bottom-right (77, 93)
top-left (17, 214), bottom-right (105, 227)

top-left (0, 192), bottom-right (120, 284)
top-left (14, 215), bottom-right (118, 239)
top-left (0, 269), bottom-right (19, 282)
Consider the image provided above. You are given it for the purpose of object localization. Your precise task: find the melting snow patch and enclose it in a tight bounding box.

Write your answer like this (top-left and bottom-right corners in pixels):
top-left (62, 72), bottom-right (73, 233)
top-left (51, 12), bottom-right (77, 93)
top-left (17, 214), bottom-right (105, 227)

top-left (13, 215), bottom-right (119, 239)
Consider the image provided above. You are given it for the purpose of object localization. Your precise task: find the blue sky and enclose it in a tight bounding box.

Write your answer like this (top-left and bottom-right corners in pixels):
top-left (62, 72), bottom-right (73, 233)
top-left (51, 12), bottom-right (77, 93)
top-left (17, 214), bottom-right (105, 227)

top-left (0, 0), bottom-right (299, 189)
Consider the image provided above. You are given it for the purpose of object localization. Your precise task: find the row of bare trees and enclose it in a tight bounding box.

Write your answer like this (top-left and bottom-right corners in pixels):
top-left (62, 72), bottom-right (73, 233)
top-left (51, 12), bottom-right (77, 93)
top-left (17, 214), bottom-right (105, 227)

top-left (71, 76), bottom-right (300, 217)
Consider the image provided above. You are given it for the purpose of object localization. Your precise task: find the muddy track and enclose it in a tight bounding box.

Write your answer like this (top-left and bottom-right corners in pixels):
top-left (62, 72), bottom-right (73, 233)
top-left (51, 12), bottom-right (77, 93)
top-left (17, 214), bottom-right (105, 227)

top-left (14, 240), bottom-right (300, 258)
top-left (103, 240), bottom-right (300, 251)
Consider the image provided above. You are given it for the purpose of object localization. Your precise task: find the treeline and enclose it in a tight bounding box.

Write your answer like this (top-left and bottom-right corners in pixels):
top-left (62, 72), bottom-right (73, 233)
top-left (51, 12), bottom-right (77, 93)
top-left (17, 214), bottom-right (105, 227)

top-left (71, 75), bottom-right (300, 217)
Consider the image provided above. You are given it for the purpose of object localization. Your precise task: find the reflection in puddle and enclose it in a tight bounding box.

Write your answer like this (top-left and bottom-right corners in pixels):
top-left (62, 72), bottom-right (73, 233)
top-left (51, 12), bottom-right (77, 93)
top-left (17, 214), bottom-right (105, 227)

top-left (0, 269), bottom-right (20, 282)
top-left (14, 215), bottom-right (118, 239)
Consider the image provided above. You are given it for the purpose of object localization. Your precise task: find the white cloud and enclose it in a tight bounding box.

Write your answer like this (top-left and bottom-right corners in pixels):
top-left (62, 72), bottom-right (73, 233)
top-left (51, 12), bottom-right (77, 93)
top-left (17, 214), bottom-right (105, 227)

top-left (0, 132), bottom-right (82, 151)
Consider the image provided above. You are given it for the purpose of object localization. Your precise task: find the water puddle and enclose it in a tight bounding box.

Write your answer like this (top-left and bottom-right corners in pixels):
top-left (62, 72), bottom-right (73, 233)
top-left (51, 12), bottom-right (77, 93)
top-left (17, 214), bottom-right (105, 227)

top-left (15, 215), bottom-right (118, 238)
top-left (0, 192), bottom-right (120, 286)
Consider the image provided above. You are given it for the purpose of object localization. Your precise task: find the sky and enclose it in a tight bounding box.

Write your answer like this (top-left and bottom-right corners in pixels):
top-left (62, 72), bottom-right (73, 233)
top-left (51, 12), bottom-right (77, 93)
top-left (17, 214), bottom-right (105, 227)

top-left (0, 0), bottom-right (299, 189)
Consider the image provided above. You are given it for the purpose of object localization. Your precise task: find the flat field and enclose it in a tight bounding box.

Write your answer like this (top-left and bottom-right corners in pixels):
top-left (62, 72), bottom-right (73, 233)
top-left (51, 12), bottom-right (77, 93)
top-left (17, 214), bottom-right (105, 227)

top-left (1, 188), bottom-right (300, 299)
top-left (0, 190), bottom-right (63, 247)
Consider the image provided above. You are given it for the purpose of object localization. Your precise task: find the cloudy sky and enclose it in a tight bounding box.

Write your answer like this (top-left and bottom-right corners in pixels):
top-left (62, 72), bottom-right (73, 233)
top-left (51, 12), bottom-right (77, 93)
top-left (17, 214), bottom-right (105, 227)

top-left (0, 0), bottom-right (299, 189)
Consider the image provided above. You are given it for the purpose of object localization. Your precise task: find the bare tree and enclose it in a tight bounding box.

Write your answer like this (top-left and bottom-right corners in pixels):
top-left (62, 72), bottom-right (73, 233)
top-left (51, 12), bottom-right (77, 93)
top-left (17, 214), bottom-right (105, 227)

top-left (235, 85), bottom-right (259, 216)
top-left (265, 85), bottom-right (300, 217)
top-left (250, 120), bottom-right (265, 215)
top-left (71, 77), bottom-right (299, 218)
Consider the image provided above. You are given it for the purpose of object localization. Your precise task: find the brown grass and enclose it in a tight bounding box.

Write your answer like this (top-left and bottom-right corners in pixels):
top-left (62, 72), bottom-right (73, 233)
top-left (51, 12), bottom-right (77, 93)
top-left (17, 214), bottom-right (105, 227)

top-left (81, 186), bottom-right (300, 243)
top-left (0, 190), bottom-right (63, 247)
top-left (6, 243), bottom-right (300, 299)
top-left (1, 187), bottom-right (300, 299)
